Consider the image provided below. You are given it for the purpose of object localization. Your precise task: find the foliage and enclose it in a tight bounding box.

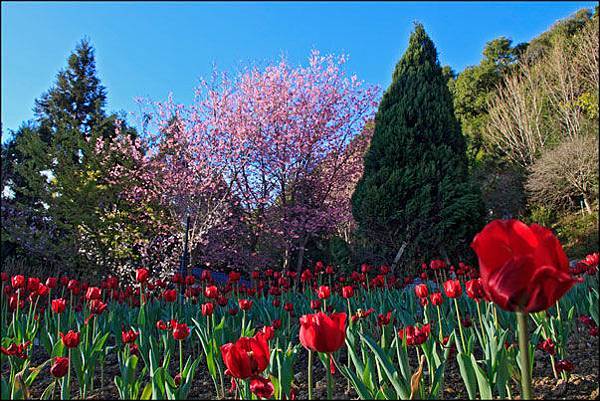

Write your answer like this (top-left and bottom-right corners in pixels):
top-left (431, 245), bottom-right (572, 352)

top-left (351, 23), bottom-right (484, 266)
top-left (1, 39), bottom-right (139, 279)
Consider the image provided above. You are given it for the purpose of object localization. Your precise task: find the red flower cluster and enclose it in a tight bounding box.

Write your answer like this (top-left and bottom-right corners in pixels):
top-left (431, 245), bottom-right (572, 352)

top-left (398, 323), bottom-right (431, 346)
top-left (0, 340), bottom-right (32, 359)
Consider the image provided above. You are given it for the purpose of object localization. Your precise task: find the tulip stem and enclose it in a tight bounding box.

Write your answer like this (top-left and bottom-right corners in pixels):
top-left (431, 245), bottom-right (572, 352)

top-left (307, 350), bottom-right (313, 400)
top-left (327, 353), bottom-right (333, 400)
top-left (453, 299), bottom-right (466, 352)
top-left (179, 339), bottom-right (183, 375)
top-left (517, 312), bottom-right (533, 400)
top-left (436, 306), bottom-right (443, 342)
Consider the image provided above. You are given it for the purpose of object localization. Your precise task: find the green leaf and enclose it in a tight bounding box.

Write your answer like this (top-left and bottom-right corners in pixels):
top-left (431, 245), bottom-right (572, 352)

top-left (456, 352), bottom-right (477, 399)
top-left (470, 354), bottom-right (492, 399)
top-left (358, 332), bottom-right (410, 399)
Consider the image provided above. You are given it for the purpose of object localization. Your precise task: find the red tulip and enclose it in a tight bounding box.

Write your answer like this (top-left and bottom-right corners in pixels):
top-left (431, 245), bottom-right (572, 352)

top-left (0, 341), bottom-right (31, 359)
top-left (284, 303), bottom-right (293, 312)
top-left (156, 320), bottom-right (168, 331)
top-left (11, 275), bottom-right (25, 289)
top-left (202, 302), bottom-right (214, 316)
top-left (260, 325), bottom-right (275, 340)
top-left (238, 299), bottom-right (253, 311)
top-left (471, 219), bottom-right (575, 312)
top-left (414, 284), bottom-right (428, 299)
top-left (45, 277), bottom-right (58, 289)
top-left (50, 357), bottom-right (69, 378)
top-left (172, 322), bottom-right (190, 340)
top-left (185, 275), bottom-right (195, 286)
top-left (430, 292), bottom-right (443, 306)
top-left (172, 273), bottom-right (183, 284)
top-left (26, 277), bottom-right (40, 292)
top-left (221, 332), bottom-right (270, 379)
top-left (301, 269), bottom-right (313, 283)
top-left (377, 311), bottom-right (392, 327)
top-left (325, 266), bottom-right (334, 275)
top-left (89, 299), bottom-right (107, 315)
top-left (136, 268), bottom-right (149, 283)
top-left (228, 271), bottom-right (241, 282)
top-left (163, 289), bottom-right (177, 302)
top-left (443, 280), bottom-right (462, 299)
top-left (0, 272), bottom-right (8, 282)
top-left (51, 298), bottom-right (67, 314)
top-left (250, 376), bottom-right (274, 399)
top-left (85, 286), bottom-right (102, 301)
top-left (342, 286), bottom-right (354, 299)
top-left (122, 329), bottom-right (138, 344)
top-left (317, 285), bottom-right (330, 300)
top-left (582, 252), bottom-right (599, 271)
top-left (67, 279), bottom-right (80, 293)
top-left (299, 312), bottom-right (346, 353)
top-left (465, 278), bottom-right (485, 301)
top-left (398, 323), bottom-right (430, 346)
top-left (204, 285), bottom-right (218, 299)
top-left (310, 299), bottom-right (322, 310)
top-left (556, 359), bottom-right (574, 374)
top-left (201, 270), bottom-right (212, 282)
top-left (537, 338), bottom-right (555, 355)
top-left (37, 284), bottom-right (49, 297)
top-left (60, 330), bottom-right (81, 348)
top-left (272, 298), bottom-right (281, 308)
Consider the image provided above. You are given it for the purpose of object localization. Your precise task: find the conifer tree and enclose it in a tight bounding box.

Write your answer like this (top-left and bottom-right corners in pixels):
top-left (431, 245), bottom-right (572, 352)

top-left (351, 23), bottom-right (484, 265)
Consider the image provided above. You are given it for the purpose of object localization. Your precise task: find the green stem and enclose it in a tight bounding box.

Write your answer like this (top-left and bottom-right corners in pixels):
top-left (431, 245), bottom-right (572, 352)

top-left (453, 299), bottom-right (466, 352)
top-left (307, 350), bottom-right (313, 400)
top-left (327, 353), bottom-right (333, 400)
top-left (517, 312), bottom-right (533, 400)
top-left (436, 305), bottom-right (443, 342)
top-left (179, 340), bottom-right (183, 374)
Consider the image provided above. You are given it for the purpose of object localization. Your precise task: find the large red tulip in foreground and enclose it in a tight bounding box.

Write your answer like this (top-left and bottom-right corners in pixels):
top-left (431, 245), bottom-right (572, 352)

top-left (471, 219), bottom-right (575, 313)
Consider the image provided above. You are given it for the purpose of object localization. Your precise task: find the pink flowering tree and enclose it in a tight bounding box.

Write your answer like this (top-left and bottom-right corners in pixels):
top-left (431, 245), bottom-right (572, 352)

top-left (104, 51), bottom-right (379, 274)
top-left (200, 51), bottom-right (379, 271)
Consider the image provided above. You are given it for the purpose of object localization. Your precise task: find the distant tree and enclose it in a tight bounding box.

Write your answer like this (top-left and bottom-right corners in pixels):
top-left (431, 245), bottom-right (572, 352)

top-left (526, 134), bottom-right (598, 214)
top-left (452, 37), bottom-right (524, 162)
top-left (3, 39), bottom-right (138, 277)
top-left (34, 39), bottom-right (108, 141)
top-left (351, 23), bottom-right (484, 266)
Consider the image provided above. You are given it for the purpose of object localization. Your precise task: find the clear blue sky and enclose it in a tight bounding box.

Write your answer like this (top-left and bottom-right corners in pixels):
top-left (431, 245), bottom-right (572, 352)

top-left (2, 1), bottom-right (596, 140)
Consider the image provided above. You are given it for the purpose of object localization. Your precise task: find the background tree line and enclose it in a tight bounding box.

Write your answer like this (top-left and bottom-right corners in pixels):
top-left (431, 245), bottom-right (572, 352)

top-left (2, 8), bottom-right (597, 280)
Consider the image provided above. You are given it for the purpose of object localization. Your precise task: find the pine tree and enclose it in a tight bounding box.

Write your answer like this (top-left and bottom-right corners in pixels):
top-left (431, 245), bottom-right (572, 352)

top-left (34, 39), bottom-right (107, 140)
top-left (4, 39), bottom-right (138, 276)
top-left (351, 23), bottom-right (484, 266)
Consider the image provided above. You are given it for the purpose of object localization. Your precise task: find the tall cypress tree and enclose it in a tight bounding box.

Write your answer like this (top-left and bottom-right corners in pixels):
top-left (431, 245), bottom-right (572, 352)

top-left (351, 24), bottom-right (484, 265)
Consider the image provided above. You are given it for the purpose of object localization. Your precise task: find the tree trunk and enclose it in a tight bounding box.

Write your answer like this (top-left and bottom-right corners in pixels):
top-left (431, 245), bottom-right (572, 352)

top-left (295, 236), bottom-right (309, 273)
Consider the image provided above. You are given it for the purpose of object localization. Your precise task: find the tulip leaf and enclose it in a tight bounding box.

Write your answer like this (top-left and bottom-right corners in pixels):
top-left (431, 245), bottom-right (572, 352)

top-left (358, 332), bottom-right (410, 399)
top-left (456, 352), bottom-right (477, 399)
top-left (470, 354), bottom-right (492, 399)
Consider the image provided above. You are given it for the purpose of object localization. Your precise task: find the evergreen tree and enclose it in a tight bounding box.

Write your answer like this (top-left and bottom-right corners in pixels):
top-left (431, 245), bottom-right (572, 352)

top-left (34, 39), bottom-right (107, 140)
top-left (3, 39), bottom-right (138, 276)
top-left (351, 23), bottom-right (484, 266)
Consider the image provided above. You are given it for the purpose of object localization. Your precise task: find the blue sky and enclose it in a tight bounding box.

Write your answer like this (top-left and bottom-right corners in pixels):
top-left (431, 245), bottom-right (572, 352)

top-left (1, 1), bottom-right (596, 139)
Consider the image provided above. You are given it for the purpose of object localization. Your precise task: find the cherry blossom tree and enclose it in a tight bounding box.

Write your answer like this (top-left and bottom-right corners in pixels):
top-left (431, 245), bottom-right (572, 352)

top-left (105, 51), bottom-right (379, 274)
